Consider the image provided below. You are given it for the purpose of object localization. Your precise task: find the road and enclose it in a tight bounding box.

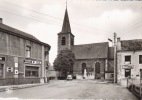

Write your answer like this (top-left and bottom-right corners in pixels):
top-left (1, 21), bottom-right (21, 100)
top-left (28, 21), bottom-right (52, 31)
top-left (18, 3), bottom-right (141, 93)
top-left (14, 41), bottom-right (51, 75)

top-left (0, 80), bottom-right (138, 99)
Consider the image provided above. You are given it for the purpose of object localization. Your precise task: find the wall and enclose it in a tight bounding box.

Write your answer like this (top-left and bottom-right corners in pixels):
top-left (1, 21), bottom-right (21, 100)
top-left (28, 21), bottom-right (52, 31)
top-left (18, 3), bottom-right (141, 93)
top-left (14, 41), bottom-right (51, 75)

top-left (74, 59), bottom-right (106, 79)
top-left (0, 31), bottom-right (7, 54)
top-left (0, 29), bottom-right (50, 85)
top-left (0, 31), bottom-right (42, 59)
top-left (117, 51), bottom-right (142, 86)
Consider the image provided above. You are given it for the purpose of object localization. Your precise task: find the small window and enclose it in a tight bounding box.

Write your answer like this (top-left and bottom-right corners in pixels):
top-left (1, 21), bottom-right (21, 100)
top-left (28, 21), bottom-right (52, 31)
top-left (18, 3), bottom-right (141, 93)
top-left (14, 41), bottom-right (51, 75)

top-left (26, 46), bottom-right (31, 58)
top-left (125, 69), bottom-right (131, 78)
top-left (139, 55), bottom-right (142, 64)
top-left (61, 37), bottom-right (66, 45)
top-left (71, 38), bottom-right (74, 45)
top-left (45, 51), bottom-right (49, 61)
top-left (0, 57), bottom-right (5, 61)
top-left (0, 64), bottom-right (3, 78)
top-left (140, 69), bottom-right (142, 79)
top-left (125, 55), bottom-right (131, 64)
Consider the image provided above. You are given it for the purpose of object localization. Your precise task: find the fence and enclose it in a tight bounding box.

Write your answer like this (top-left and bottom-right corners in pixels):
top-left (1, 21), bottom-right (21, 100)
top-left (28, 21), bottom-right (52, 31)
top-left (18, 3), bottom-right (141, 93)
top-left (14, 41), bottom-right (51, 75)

top-left (127, 78), bottom-right (142, 99)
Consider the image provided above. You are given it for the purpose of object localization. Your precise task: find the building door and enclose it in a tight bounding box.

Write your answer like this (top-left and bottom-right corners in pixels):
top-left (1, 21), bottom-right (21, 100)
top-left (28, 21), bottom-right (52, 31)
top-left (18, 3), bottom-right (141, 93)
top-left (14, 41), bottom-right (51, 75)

top-left (125, 69), bottom-right (131, 78)
top-left (95, 62), bottom-right (101, 79)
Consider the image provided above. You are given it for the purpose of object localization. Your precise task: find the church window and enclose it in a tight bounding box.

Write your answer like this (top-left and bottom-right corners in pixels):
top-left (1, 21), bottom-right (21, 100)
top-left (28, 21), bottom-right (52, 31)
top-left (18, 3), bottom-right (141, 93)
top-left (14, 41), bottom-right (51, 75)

top-left (61, 37), bottom-right (66, 45)
top-left (82, 63), bottom-right (86, 75)
top-left (95, 62), bottom-right (100, 73)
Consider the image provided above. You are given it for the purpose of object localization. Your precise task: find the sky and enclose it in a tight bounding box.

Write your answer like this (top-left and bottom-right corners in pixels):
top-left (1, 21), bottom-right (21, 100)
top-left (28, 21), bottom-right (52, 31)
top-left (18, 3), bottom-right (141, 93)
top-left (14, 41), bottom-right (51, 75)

top-left (0, 0), bottom-right (142, 64)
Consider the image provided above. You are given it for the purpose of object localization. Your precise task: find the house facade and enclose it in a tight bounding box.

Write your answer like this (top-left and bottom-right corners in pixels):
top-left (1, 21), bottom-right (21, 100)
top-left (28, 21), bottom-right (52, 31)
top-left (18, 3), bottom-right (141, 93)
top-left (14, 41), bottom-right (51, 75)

top-left (0, 18), bottom-right (50, 85)
top-left (57, 8), bottom-right (114, 80)
top-left (117, 38), bottom-right (142, 87)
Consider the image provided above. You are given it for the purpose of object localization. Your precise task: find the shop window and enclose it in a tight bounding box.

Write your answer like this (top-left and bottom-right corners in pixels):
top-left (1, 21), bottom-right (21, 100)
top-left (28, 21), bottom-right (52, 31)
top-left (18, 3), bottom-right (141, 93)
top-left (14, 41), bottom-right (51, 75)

top-left (125, 69), bottom-right (131, 78)
top-left (139, 55), bottom-right (142, 64)
top-left (26, 46), bottom-right (31, 58)
top-left (0, 64), bottom-right (3, 78)
top-left (125, 55), bottom-right (131, 64)
top-left (25, 66), bottom-right (39, 77)
top-left (61, 37), bottom-right (66, 45)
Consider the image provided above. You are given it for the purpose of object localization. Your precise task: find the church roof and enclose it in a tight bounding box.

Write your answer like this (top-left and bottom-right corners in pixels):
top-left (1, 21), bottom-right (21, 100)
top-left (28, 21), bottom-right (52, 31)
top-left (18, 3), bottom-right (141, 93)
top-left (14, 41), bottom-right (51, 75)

top-left (72, 42), bottom-right (109, 59)
top-left (58, 8), bottom-right (71, 34)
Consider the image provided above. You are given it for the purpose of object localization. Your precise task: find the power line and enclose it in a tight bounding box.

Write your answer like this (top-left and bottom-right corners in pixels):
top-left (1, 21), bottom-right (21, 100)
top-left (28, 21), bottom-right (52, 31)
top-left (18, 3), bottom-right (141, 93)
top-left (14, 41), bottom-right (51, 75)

top-left (0, 7), bottom-right (113, 38)
top-left (3, 0), bottom-right (63, 20)
top-left (2, 0), bottom-right (112, 34)
top-left (118, 19), bottom-right (142, 34)
top-left (0, 8), bottom-right (61, 26)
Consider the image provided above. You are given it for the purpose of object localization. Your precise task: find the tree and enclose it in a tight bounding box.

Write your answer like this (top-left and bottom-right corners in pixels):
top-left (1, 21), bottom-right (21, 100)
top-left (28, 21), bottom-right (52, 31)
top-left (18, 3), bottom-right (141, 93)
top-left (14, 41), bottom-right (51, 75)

top-left (53, 50), bottom-right (75, 79)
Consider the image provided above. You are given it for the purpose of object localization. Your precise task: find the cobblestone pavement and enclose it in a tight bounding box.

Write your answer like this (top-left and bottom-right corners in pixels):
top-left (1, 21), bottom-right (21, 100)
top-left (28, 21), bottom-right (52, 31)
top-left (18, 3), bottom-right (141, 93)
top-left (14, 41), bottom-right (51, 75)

top-left (0, 80), bottom-right (138, 99)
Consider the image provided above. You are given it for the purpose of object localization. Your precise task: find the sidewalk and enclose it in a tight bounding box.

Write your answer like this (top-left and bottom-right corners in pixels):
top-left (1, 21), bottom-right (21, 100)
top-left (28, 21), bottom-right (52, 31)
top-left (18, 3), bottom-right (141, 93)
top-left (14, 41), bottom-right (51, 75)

top-left (0, 81), bottom-right (55, 92)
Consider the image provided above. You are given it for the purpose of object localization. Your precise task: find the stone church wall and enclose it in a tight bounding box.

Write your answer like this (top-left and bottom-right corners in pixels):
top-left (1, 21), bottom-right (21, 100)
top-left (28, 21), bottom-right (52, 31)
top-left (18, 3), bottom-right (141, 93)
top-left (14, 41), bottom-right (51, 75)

top-left (73, 59), bottom-right (106, 79)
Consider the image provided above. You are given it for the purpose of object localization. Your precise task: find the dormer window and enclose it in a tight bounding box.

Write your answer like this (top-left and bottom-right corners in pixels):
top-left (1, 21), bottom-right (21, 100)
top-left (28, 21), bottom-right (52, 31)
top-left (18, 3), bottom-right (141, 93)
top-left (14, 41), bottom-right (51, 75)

top-left (61, 37), bottom-right (66, 45)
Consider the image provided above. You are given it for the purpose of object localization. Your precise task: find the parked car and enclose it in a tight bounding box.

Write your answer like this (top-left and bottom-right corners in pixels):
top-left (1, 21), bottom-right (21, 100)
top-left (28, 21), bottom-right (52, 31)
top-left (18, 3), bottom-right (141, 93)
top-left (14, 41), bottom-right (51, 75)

top-left (67, 74), bottom-right (73, 80)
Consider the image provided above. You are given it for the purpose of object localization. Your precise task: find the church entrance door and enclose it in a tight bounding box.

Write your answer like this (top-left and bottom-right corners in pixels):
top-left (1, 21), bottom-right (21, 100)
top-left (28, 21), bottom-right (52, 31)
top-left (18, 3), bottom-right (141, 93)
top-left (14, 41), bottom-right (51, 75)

top-left (95, 62), bottom-right (101, 79)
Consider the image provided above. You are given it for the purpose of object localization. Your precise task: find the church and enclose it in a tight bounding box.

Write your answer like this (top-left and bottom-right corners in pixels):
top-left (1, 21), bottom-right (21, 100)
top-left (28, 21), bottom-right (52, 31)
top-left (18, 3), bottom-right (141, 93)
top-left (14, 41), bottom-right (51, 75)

top-left (57, 8), bottom-right (114, 80)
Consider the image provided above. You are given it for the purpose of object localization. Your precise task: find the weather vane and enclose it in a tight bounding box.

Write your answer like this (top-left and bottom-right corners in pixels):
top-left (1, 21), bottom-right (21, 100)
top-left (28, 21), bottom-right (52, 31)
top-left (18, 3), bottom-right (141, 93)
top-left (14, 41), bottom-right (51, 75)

top-left (66, 0), bottom-right (67, 8)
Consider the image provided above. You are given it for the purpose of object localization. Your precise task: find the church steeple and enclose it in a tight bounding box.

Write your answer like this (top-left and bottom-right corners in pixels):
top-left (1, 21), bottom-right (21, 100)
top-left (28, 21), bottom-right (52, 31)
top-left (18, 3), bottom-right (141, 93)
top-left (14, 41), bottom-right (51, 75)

top-left (57, 4), bottom-right (75, 53)
top-left (60, 8), bottom-right (71, 33)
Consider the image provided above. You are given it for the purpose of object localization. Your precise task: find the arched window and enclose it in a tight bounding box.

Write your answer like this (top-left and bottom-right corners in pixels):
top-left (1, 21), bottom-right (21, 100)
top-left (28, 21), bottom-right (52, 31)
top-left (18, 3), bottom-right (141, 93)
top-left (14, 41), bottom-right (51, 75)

top-left (82, 63), bottom-right (86, 75)
top-left (61, 37), bottom-right (66, 45)
top-left (95, 62), bottom-right (100, 73)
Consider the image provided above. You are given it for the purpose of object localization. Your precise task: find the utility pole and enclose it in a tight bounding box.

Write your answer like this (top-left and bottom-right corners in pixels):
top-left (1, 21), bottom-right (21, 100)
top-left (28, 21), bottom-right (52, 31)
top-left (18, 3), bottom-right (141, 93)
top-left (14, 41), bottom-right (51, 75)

top-left (114, 33), bottom-right (117, 83)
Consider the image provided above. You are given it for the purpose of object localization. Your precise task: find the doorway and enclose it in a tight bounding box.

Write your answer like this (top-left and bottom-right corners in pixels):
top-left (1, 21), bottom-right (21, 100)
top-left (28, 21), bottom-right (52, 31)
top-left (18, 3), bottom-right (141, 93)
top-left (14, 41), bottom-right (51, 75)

top-left (125, 69), bottom-right (131, 78)
top-left (95, 62), bottom-right (101, 79)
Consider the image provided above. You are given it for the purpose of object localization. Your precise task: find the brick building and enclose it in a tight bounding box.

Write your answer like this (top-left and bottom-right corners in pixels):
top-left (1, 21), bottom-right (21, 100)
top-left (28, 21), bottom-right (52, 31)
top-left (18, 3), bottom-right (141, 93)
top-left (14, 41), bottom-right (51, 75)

top-left (0, 18), bottom-right (50, 85)
top-left (117, 38), bottom-right (142, 87)
top-left (57, 8), bottom-right (114, 80)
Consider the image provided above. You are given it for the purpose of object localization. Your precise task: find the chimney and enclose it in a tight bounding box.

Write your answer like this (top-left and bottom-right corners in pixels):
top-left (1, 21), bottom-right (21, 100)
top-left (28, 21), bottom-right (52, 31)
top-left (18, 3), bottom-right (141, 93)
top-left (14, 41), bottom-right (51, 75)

top-left (117, 37), bottom-right (121, 50)
top-left (0, 18), bottom-right (3, 23)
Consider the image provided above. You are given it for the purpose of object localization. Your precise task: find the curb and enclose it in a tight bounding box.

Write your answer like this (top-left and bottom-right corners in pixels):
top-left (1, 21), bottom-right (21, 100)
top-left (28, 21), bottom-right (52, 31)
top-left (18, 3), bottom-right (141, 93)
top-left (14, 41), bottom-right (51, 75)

top-left (0, 83), bottom-right (49, 92)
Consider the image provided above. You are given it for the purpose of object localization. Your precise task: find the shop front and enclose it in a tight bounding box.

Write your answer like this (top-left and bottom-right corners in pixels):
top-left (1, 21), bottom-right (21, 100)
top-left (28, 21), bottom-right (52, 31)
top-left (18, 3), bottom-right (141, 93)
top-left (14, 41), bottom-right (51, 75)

top-left (23, 58), bottom-right (42, 84)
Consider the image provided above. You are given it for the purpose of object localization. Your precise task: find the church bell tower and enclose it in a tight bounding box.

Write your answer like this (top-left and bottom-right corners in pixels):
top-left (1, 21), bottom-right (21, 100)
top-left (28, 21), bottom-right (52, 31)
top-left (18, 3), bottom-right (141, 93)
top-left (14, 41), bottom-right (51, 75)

top-left (57, 7), bottom-right (74, 53)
